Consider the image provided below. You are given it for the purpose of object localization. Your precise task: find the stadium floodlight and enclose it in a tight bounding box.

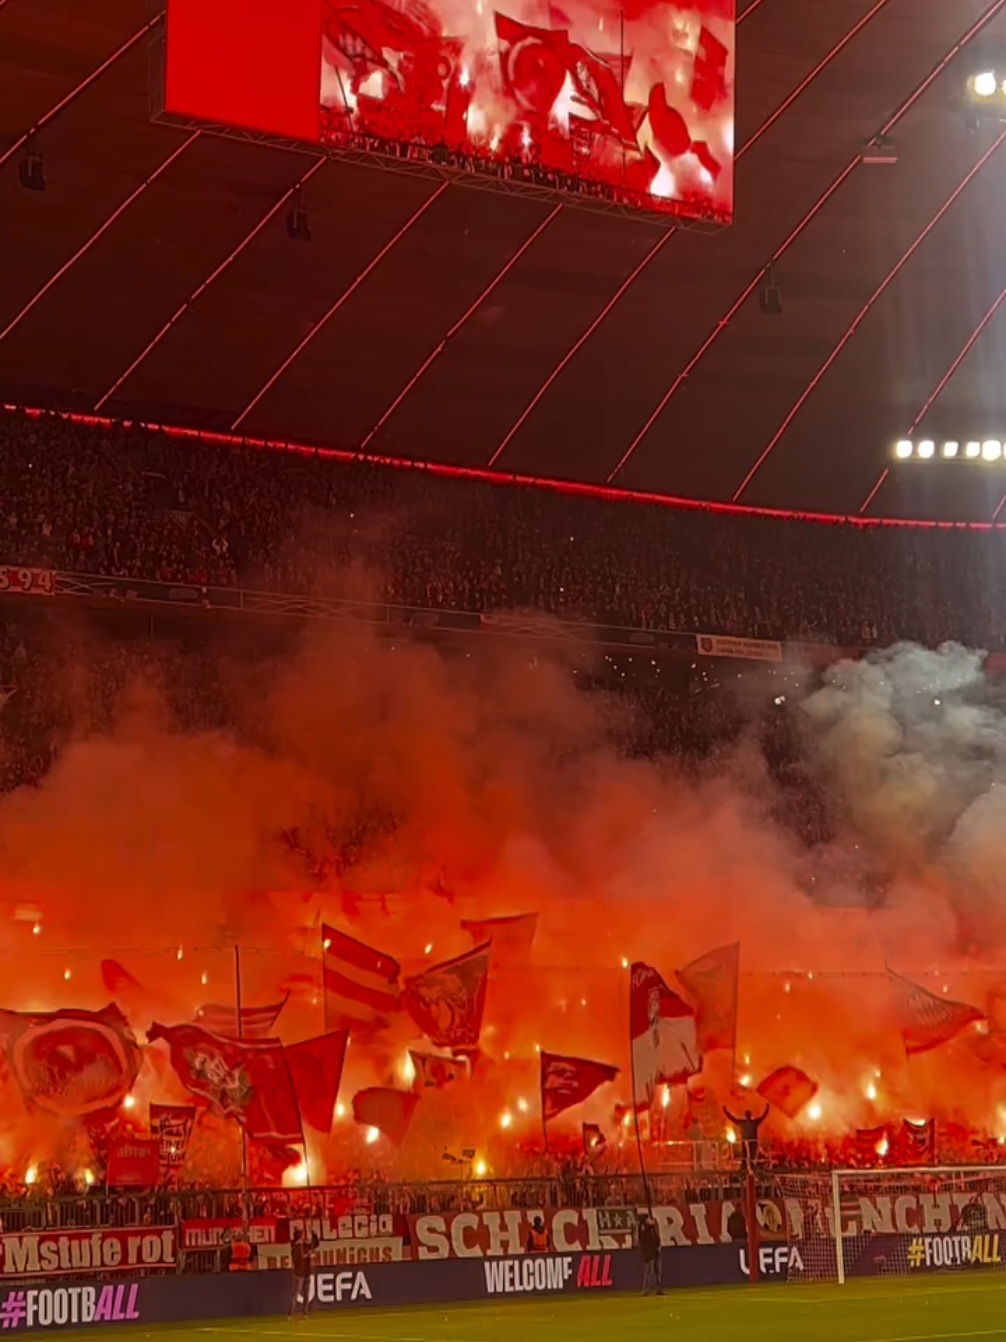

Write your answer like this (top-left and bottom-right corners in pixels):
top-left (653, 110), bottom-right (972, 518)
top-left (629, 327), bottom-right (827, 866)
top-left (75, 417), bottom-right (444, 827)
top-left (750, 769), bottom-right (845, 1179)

top-left (894, 440), bottom-right (913, 458)
top-left (982, 439), bottom-right (1002, 460)
top-left (974, 71), bottom-right (998, 96)
top-left (966, 440), bottom-right (982, 458)
top-left (942, 441), bottom-right (959, 458)
top-left (917, 439), bottom-right (935, 458)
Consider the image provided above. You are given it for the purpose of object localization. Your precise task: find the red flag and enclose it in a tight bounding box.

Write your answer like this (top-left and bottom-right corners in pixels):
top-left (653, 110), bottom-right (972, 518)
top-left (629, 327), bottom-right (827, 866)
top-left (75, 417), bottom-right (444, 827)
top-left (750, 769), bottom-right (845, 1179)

top-left (676, 943), bottom-right (739, 1054)
top-left (148, 1023), bottom-right (303, 1144)
top-left (567, 42), bottom-right (636, 144)
top-left (286, 1031), bottom-right (348, 1133)
top-left (149, 1103), bottom-right (195, 1187)
top-left (0, 1004), bottom-right (141, 1118)
top-left (901, 1117), bottom-right (934, 1158)
top-left (106, 1137), bottom-right (159, 1188)
top-left (854, 1125), bottom-right (889, 1159)
top-left (889, 971), bottom-right (982, 1055)
top-left (648, 84), bottom-right (691, 160)
top-left (409, 1050), bottom-right (469, 1089)
top-left (100, 959), bottom-right (144, 999)
top-left (192, 997), bottom-right (288, 1040)
top-left (691, 25), bottom-right (728, 112)
top-left (459, 913), bottom-right (537, 964)
top-left (404, 942), bottom-right (490, 1049)
top-left (630, 962), bottom-right (700, 1107)
top-left (540, 1051), bottom-right (619, 1121)
top-left (322, 925), bottom-right (401, 1035)
top-left (757, 1065), bottom-right (818, 1119)
top-left (986, 986), bottom-right (1006, 1033)
top-left (582, 1122), bottom-right (606, 1154)
top-left (352, 1087), bottom-right (419, 1145)
top-left (495, 13), bottom-right (570, 121)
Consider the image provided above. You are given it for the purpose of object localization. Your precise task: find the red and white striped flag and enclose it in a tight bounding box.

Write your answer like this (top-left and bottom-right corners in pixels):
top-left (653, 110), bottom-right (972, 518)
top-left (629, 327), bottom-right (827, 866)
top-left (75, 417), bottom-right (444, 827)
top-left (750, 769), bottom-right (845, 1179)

top-left (323, 925), bottom-right (401, 1034)
top-left (192, 997), bottom-right (288, 1040)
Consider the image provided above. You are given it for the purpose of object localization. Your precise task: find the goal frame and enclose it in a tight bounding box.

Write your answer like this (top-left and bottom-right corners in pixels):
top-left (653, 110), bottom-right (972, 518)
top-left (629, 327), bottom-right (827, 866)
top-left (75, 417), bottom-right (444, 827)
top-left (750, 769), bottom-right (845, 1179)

top-left (827, 1164), bottom-right (1006, 1286)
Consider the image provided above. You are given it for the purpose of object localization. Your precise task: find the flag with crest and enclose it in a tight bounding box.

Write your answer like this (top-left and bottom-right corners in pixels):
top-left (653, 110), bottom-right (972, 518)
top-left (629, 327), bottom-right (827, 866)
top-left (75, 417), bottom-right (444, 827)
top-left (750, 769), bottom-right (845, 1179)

top-left (403, 943), bottom-right (490, 1049)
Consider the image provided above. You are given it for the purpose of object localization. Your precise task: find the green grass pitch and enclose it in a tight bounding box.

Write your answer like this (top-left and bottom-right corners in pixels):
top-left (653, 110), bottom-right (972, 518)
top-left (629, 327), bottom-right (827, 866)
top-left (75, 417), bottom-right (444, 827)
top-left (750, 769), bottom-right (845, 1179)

top-left (57, 1274), bottom-right (1006, 1342)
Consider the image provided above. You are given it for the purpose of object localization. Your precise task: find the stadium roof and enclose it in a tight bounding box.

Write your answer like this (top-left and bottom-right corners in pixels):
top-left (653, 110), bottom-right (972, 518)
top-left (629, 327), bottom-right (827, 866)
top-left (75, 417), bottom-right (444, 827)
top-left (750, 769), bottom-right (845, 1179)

top-left (2, 0), bottom-right (1006, 522)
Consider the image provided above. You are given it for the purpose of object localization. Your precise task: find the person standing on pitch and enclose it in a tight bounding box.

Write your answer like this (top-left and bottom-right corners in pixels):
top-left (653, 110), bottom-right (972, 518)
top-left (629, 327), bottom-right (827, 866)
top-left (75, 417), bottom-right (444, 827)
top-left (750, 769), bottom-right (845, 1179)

top-left (723, 1103), bottom-right (769, 1168)
top-left (290, 1225), bottom-right (319, 1318)
top-left (639, 1213), bottom-right (663, 1296)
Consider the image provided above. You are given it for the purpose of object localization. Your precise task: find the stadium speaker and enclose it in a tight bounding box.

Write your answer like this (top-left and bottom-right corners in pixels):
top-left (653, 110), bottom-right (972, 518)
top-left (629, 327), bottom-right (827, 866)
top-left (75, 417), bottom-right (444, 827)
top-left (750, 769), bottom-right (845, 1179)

top-left (286, 189), bottom-right (311, 242)
top-left (759, 265), bottom-right (782, 316)
top-left (18, 136), bottom-right (45, 193)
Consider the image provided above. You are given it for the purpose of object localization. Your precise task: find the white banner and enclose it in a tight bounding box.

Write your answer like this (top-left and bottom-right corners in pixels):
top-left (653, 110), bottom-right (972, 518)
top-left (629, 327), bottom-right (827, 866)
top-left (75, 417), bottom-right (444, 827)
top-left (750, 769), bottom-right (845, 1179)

top-left (695, 634), bottom-right (783, 663)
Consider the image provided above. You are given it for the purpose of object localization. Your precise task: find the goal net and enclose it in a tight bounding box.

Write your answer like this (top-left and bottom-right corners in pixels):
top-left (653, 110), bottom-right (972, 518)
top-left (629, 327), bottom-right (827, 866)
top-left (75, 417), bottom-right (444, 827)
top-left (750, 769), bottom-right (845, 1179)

top-left (772, 1167), bottom-right (1006, 1284)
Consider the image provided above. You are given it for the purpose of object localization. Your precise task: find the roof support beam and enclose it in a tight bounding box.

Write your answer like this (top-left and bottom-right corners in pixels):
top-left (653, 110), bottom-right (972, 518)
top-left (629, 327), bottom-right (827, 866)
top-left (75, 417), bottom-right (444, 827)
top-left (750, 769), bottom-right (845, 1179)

top-left (733, 130), bottom-right (1006, 502)
top-left (486, 0), bottom-right (892, 470)
top-left (231, 182), bottom-right (451, 432)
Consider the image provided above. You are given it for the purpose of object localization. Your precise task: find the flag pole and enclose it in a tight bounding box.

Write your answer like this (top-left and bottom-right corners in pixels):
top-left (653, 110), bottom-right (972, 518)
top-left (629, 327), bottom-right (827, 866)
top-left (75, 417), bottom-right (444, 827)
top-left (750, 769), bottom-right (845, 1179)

top-left (627, 964), bottom-right (652, 1212)
top-left (234, 944), bottom-right (250, 1217)
top-left (539, 1054), bottom-right (549, 1154)
top-left (321, 924), bottom-right (330, 1035)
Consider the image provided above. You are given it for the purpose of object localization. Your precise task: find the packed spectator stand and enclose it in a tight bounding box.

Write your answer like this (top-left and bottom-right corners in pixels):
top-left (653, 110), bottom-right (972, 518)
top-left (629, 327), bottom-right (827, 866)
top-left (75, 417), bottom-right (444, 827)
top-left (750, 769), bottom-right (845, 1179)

top-left (2, 408), bottom-right (1005, 651)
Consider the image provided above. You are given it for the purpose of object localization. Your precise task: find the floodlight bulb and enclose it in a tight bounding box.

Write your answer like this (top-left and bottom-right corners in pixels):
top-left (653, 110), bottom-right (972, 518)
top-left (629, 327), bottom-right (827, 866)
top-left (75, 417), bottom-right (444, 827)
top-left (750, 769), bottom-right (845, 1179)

top-left (917, 439), bottom-right (934, 459)
top-left (966, 440), bottom-right (981, 458)
top-left (974, 71), bottom-right (998, 96)
top-left (895, 440), bottom-right (913, 459)
top-left (983, 439), bottom-right (1002, 461)
top-left (807, 1102), bottom-right (822, 1121)
top-left (365, 1127), bottom-right (380, 1144)
top-left (942, 441), bottom-right (959, 458)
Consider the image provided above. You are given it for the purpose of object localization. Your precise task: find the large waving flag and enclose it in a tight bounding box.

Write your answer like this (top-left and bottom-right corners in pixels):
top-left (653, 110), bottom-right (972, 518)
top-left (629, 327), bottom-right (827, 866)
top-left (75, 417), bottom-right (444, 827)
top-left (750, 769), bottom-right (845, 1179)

top-left (889, 971), bottom-right (982, 1055)
top-left (322, 925), bottom-right (401, 1035)
top-left (757, 1065), bottom-right (818, 1119)
top-left (352, 1087), bottom-right (419, 1146)
top-left (676, 942), bottom-right (739, 1054)
top-left (148, 1023), bottom-right (303, 1143)
top-left (286, 1030), bottom-right (348, 1133)
top-left (193, 996), bottom-right (288, 1040)
top-left (0, 1004), bottom-right (141, 1117)
top-left (630, 962), bottom-right (700, 1108)
top-left (410, 1050), bottom-right (469, 1089)
top-left (460, 913), bottom-right (538, 965)
top-left (540, 1051), bottom-right (619, 1121)
top-left (404, 943), bottom-right (491, 1048)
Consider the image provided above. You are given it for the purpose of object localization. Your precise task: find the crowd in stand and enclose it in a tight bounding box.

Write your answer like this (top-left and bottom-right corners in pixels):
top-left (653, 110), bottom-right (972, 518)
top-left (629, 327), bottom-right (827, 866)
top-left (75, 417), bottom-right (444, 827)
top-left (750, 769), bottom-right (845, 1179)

top-left (3, 409), bottom-right (1006, 650)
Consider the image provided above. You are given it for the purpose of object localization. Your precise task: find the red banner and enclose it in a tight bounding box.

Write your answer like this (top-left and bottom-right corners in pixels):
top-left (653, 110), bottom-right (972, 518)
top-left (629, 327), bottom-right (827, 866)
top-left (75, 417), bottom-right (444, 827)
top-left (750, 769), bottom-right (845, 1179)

top-left (149, 1103), bottom-right (195, 1187)
top-left (106, 1138), bottom-right (159, 1188)
top-left (0, 1228), bottom-right (176, 1278)
top-left (180, 1218), bottom-right (280, 1250)
top-left (0, 566), bottom-right (54, 596)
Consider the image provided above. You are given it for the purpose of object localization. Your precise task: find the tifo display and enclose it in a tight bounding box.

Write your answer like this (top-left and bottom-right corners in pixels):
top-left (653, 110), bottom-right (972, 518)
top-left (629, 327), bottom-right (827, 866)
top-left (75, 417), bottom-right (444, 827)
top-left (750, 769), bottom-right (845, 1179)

top-left (161, 0), bottom-right (734, 222)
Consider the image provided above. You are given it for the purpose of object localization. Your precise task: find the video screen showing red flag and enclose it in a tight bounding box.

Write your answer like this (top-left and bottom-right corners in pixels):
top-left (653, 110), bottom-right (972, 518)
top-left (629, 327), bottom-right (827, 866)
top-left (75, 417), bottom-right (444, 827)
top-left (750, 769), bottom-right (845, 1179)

top-left (162, 0), bottom-right (734, 224)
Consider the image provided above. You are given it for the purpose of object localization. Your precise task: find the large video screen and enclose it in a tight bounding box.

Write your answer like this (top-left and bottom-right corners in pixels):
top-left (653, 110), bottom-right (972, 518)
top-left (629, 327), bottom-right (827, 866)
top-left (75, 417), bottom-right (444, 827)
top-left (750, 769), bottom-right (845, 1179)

top-left (163, 0), bottom-right (734, 224)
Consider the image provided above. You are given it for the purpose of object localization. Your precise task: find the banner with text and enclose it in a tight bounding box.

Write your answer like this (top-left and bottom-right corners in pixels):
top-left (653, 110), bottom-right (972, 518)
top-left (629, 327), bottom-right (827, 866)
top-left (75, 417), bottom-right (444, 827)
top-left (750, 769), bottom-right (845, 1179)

top-left (695, 634), bottom-right (783, 663)
top-left (0, 1229), bottom-right (176, 1279)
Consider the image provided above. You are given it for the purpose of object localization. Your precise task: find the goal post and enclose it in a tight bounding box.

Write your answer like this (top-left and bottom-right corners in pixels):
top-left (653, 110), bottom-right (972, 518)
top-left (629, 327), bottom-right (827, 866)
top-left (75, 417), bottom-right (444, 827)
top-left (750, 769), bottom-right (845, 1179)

top-left (772, 1166), bottom-right (1006, 1285)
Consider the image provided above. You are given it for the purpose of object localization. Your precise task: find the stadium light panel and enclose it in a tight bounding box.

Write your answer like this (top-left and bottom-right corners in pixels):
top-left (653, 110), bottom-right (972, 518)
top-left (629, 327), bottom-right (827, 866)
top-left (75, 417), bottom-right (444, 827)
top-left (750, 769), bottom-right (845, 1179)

top-left (917, 439), bottom-right (935, 458)
top-left (974, 71), bottom-right (998, 97)
top-left (982, 439), bottom-right (1002, 460)
top-left (966, 440), bottom-right (982, 458)
top-left (942, 441), bottom-right (959, 458)
top-left (895, 440), bottom-right (913, 458)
